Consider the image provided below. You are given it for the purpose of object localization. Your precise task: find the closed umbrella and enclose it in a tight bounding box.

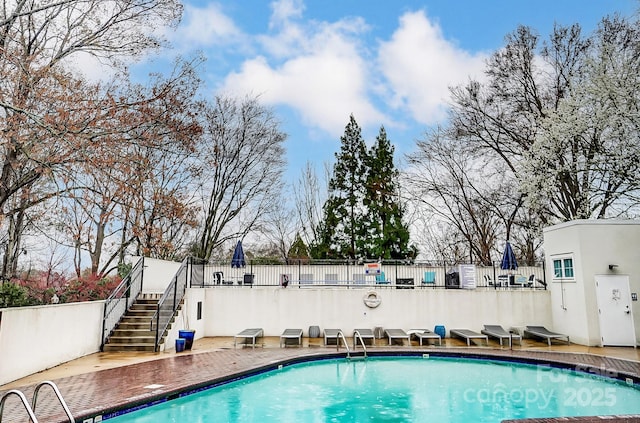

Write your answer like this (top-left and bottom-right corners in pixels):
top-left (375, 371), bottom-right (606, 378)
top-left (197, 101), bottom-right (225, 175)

top-left (500, 241), bottom-right (518, 286)
top-left (500, 241), bottom-right (518, 271)
top-left (231, 241), bottom-right (246, 268)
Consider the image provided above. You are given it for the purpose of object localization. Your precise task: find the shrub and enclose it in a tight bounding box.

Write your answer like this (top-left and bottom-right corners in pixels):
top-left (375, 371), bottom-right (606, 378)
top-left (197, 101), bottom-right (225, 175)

top-left (0, 282), bottom-right (34, 308)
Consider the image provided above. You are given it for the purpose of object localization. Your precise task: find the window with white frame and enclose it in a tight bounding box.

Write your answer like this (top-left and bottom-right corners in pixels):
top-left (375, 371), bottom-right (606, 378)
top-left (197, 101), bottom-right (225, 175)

top-left (552, 256), bottom-right (574, 280)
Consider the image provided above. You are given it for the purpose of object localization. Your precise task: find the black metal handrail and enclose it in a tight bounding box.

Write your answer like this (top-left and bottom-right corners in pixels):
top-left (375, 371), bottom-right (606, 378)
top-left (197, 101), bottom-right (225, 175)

top-left (100, 257), bottom-right (145, 351)
top-left (151, 256), bottom-right (190, 352)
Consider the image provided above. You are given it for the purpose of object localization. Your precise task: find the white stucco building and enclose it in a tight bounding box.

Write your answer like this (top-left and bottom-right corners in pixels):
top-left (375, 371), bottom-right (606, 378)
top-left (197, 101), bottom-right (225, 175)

top-left (543, 220), bottom-right (639, 347)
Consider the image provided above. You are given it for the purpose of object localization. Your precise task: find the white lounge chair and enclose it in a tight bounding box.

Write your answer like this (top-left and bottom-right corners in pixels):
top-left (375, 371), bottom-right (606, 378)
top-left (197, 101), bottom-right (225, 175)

top-left (481, 325), bottom-right (522, 346)
top-left (384, 328), bottom-right (410, 346)
top-left (524, 326), bottom-right (570, 346)
top-left (450, 329), bottom-right (488, 346)
top-left (407, 329), bottom-right (442, 346)
top-left (353, 328), bottom-right (375, 347)
top-left (324, 328), bottom-right (342, 345)
top-left (234, 328), bottom-right (263, 349)
top-left (279, 329), bottom-right (303, 348)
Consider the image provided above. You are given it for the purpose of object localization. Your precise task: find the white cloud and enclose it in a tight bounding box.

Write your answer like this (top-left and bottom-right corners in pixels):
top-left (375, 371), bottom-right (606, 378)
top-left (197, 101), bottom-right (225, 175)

top-left (221, 8), bottom-right (383, 137)
top-left (218, 5), bottom-right (488, 140)
top-left (269, 0), bottom-right (305, 29)
top-left (172, 3), bottom-right (243, 49)
top-left (378, 10), bottom-right (487, 125)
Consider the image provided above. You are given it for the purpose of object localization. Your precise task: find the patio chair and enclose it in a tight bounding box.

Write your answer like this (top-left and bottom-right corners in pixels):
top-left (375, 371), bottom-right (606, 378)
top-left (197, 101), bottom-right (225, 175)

top-left (324, 328), bottom-right (342, 345)
top-left (481, 325), bottom-right (522, 346)
top-left (242, 274), bottom-right (254, 286)
top-left (375, 271), bottom-right (390, 284)
top-left (529, 274), bottom-right (546, 288)
top-left (234, 328), bottom-right (263, 349)
top-left (450, 329), bottom-right (488, 346)
top-left (407, 329), bottom-right (442, 346)
top-left (299, 273), bottom-right (314, 285)
top-left (279, 329), bottom-right (303, 348)
top-left (353, 273), bottom-right (367, 285)
top-left (384, 328), bottom-right (410, 346)
top-left (524, 326), bottom-right (570, 346)
top-left (422, 271), bottom-right (436, 287)
top-left (483, 274), bottom-right (494, 287)
top-left (324, 273), bottom-right (338, 285)
top-left (353, 328), bottom-right (375, 347)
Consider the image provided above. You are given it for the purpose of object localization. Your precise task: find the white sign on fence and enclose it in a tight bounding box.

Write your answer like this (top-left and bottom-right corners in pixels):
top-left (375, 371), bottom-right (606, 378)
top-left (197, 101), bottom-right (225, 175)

top-left (364, 262), bottom-right (381, 274)
top-left (459, 264), bottom-right (477, 289)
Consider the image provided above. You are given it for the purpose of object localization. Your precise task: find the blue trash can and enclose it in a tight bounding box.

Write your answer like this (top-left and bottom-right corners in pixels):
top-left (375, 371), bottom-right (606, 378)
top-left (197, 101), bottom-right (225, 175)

top-left (175, 338), bottom-right (186, 352)
top-left (434, 325), bottom-right (446, 339)
top-left (179, 330), bottom-right (196, 350)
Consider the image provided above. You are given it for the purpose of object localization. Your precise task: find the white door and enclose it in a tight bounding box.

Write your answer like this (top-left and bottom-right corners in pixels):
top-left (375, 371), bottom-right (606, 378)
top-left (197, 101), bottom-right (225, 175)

top-left (594, 275), bottom-right (636, 346)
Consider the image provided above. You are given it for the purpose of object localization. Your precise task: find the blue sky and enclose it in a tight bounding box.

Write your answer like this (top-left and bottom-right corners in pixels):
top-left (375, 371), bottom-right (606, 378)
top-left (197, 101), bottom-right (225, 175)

top-left (134, 0), bottom-right (638, 185)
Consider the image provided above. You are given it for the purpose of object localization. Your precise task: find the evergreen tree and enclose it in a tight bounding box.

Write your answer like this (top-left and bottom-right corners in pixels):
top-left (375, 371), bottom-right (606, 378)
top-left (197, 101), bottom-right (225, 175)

top-left (364, 127), bottom-right (416, 259)
top-left (287, 233), bottom-right (310, 261)
top-left (313, 115), bottom-right (368, 259)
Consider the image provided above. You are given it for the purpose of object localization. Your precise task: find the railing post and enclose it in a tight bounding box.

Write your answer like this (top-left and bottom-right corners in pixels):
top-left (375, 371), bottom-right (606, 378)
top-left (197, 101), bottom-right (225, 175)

top-left (172, 272), bottom-right (178, 312)
top-left (100, 301), bottom-right (108, 352)
top-left (140, 256), bottom-right (145, 293)
top-left (154, 303), bottom-right (160, 352)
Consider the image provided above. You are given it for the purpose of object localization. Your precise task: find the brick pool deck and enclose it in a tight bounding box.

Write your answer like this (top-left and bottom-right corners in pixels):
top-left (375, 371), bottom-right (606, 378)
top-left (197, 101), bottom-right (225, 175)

top-left (1, 337), bottom-right (639, 422)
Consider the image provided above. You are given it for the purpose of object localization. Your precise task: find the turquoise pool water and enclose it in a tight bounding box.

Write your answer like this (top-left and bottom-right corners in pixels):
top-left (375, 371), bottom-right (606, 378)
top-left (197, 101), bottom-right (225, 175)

top-left (107, 357), bottom-right (640, 422)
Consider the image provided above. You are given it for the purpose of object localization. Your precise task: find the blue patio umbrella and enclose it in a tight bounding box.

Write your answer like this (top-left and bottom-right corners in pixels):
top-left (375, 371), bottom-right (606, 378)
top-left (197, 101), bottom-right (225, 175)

top-left (500, 241), bottom-right (518, 271)
top-left (231, 240), bottom-right (246, 268)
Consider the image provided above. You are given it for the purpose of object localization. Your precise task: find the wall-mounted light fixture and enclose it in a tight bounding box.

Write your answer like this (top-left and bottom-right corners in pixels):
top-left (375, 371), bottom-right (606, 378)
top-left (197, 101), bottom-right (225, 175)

top-left (608, 264), bottom-right (618, 270)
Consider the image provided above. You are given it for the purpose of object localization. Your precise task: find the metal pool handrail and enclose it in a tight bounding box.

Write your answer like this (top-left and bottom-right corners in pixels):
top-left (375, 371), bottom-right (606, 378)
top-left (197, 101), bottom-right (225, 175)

top-left (32, 381), bottom-right (74, 422)
top-left (0, 390), bottom-right (38, 423)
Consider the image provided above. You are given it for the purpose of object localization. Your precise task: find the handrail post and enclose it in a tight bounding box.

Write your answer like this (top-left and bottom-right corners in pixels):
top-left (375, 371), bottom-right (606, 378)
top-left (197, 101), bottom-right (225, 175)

top-left (140, 256), bottom-right (145, 293)
top-left (100, 301), bottom-right (108, 352)
top-left (154, 303), bottom-right (161, 352)
top-left (32, 381), bottom-right (74, 422)
top-left (0, 390), bottom-right (39, 423)
top-left (172, 272), bottom-right (178, 312)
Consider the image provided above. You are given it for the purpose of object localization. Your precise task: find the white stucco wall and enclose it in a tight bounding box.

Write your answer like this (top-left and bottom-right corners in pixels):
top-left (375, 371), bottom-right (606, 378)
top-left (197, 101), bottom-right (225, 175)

top-left (543, 220), bottom-right (640, 346)
top-left (140, 257), bottom-right (182, 294)
top-left (0, 301), bottom-right (104, 385)
top-left (183, 287), bottom-right (551, 339)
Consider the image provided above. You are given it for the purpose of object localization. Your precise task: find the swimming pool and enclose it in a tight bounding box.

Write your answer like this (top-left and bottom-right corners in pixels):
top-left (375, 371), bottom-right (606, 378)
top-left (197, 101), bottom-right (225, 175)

top-left (106, 356), bottom-right (640, 422)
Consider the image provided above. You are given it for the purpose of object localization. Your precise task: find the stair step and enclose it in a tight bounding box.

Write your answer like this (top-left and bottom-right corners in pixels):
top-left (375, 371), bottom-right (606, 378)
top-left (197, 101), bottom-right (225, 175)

top-left (138, 294), bottom-right (162, 301)
top-left (115, 321), bottom-right (151, 330)
top-left (108, 335), bottom-right (156, 344)
top-left (129, 303), bottom-right (158, 311)
top-left (111, 329), bottom-right (156, 337)
top-left (126, 309), bottom-right (157, 315)
top-left (103, 344), bottom-right (158, 352)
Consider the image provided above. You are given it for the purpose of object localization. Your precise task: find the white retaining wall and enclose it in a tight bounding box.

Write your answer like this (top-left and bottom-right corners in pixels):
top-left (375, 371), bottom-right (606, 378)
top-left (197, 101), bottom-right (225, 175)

top-left (183, 287), bottom-right (551, 340)
top-left (0, 301), bottom-right (104, 385)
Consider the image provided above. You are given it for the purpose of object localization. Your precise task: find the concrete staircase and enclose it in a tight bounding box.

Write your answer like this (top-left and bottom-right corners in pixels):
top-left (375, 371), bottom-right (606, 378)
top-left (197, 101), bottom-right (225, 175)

top-left (103, 297), bottom-right (178, 352)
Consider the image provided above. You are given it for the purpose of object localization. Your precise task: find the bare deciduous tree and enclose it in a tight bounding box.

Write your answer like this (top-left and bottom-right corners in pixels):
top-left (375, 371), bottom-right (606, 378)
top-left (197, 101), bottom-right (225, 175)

top-left (292, 161), bottom-right (326, 251)
top-left (406, 129), bottom-right (503, 265)
top-left (1, 0), bottom-right (183, 277)
top-left (192, 95), bottom-right (287, 261)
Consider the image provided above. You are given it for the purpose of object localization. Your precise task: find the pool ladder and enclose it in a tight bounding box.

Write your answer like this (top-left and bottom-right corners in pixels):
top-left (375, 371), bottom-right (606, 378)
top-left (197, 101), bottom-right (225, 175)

top-left (336, 330), bottom-right (367, 360)
top-left (352, 330), bottom-right (368, 359)
top-left (0, 381), bottom-right (74, 423)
